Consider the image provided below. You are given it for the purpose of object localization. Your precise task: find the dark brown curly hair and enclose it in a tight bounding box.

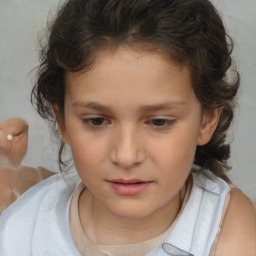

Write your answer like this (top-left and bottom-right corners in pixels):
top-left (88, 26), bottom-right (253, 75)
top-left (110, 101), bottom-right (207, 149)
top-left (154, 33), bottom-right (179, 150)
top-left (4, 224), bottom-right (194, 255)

top-left (31, 0), bottom-right (239, 182)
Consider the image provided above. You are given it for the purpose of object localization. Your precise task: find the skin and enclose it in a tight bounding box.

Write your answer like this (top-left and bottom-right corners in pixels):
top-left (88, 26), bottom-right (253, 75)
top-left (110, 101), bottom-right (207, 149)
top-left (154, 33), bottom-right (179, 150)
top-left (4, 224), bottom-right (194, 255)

top-left (215, 190), bottom-right (256, 255)
top-left (58, 47), bottom-right (221, 245)
top-left (0, 118), bottom-right (28, 207)
top-left (0, 129), bottom-right (12, 157)
top-left (0, 165), bottom-right (17, 206)
top-left (0, 118), bottom-right (28, 167)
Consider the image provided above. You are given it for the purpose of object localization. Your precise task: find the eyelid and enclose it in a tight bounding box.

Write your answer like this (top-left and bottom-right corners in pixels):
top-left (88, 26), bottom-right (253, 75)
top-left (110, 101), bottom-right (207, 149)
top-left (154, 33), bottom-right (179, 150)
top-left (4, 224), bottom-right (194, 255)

top-left (145, 115), bottom-right (175, 121)
top-left (81, 114), bottom-right (109, 120)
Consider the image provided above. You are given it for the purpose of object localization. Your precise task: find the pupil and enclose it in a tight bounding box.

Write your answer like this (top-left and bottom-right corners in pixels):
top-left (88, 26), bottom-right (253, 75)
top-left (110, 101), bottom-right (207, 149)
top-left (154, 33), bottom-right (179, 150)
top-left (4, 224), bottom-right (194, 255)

top-left (153, 119), bottom-right (165, 126)
top-left (92, 118), bottom-right (104, 125)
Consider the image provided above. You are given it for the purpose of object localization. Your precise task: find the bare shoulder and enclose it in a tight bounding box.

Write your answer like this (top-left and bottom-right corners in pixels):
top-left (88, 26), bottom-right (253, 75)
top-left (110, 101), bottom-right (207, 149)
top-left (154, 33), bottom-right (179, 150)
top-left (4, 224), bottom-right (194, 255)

top-left (215, 189), bottom-right (256, 256)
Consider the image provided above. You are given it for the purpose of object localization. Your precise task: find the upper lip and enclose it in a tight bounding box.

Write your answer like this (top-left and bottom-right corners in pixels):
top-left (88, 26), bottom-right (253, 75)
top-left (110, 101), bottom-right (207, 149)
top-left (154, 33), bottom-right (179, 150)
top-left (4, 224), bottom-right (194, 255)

top-left (108, 179), bottom-right (151, 184)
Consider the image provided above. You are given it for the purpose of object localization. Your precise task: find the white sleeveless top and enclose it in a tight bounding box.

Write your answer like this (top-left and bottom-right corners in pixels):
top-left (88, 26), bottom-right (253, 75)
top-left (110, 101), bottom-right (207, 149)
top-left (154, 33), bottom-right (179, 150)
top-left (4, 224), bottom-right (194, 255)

top-left (147, 172), bottom-right (230, 256)
top-left (0, 171), bottom-right (230, 256)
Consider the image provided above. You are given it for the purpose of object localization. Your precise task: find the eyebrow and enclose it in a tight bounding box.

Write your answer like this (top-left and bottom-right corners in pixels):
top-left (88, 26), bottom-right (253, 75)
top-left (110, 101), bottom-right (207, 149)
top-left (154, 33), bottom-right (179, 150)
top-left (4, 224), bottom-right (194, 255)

top-left (139, 102), bottom-right (187, 112)
top-left (72, 101), bottom-right (111, 112)
top-left (72, 101), bottom-right (187, 112)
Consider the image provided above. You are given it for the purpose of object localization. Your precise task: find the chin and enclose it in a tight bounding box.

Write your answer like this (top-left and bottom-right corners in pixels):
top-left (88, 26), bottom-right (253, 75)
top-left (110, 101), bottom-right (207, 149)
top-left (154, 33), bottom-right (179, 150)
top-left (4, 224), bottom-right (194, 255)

top-left (108, 201), bottom-right (154, 220)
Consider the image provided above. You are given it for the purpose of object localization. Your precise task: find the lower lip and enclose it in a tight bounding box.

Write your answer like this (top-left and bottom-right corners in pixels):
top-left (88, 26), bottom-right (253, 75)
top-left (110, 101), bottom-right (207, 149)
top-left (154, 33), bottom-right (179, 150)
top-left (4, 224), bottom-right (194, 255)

top-left (109, 181), bottom-right (152, 196)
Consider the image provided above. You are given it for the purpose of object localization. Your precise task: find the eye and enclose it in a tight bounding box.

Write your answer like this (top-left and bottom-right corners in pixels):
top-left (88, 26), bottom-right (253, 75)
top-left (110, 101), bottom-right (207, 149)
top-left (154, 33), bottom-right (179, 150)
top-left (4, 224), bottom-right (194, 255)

top-left (151, 119), bottom-right (168, 126)
top-left (147, 119), bottom-right (175, 128)
top-left (82, 117), bottom-right (110, 128)
top-left (82, 117), bottom-right (110, 127)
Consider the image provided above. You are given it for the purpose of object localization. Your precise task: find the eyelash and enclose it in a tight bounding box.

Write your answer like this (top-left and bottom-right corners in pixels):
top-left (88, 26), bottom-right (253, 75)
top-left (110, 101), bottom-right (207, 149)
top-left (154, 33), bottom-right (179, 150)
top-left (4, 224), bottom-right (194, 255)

top-left (82, 117), bottom-right (110, 127)
top-left (82, 117), bottom-right (175, 129)
top-left (146, 119), bottom-right (175, 128)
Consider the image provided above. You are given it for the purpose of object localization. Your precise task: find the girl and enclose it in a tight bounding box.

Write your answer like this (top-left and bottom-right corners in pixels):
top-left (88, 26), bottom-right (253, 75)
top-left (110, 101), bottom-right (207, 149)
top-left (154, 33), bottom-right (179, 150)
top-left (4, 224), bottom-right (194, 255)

top-left (0, 0), bottom-right (255, 255)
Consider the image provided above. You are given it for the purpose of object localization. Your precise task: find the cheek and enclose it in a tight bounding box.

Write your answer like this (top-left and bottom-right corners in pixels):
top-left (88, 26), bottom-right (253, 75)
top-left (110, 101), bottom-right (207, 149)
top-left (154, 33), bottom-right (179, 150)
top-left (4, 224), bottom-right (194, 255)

top-left (71, 135), bottom-right (105, 161)
top-left (69, 138), bottom-right (106, 179)
top-left (157, 140), bottom-right (195, 197)
top-left (153, 131), bottom-right (197, 163)
top-left (150, 130), bottom-right (198, 184)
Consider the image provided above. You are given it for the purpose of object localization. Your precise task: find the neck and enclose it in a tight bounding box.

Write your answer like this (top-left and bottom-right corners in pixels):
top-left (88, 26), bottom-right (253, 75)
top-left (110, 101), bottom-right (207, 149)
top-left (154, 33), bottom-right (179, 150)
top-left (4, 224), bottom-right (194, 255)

top-left (79, 185), bottom-right (186, 245)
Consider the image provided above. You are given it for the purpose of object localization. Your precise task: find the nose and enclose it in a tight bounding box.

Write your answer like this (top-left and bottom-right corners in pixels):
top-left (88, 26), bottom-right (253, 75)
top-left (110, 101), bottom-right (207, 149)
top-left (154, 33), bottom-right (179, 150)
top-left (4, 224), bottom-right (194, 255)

top-left (110, 126), bottom-right (146, 169)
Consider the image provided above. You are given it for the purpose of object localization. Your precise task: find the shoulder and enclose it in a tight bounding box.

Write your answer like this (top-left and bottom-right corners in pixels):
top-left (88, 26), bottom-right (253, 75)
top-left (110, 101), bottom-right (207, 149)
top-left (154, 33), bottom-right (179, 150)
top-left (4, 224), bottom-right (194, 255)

top-left (215, 189), bottom-right (256, 255)
top-left (0, 174), bottom-right (76, 254)
top-left (0, 174), bottom-right (61, 227)
top-left (1, 173), bottom-right (73, 221)
top-left (15, 165), bottom-right (55, 195)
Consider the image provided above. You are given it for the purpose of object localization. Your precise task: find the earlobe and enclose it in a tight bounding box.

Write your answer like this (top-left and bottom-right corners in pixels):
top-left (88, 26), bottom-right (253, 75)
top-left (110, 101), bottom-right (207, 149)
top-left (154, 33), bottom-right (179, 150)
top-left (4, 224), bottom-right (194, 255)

top-left (197, 107), bottom-right (222, 146)
top-left (54, 105), bottom-right (70, 145)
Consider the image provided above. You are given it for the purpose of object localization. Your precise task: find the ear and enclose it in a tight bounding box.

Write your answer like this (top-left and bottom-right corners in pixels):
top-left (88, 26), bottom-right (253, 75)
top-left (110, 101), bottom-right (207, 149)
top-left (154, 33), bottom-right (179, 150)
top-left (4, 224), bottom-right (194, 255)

top-left (54, 105), bottom-right (70, 145)
top-left (197, 107), bottom-right (222, 146)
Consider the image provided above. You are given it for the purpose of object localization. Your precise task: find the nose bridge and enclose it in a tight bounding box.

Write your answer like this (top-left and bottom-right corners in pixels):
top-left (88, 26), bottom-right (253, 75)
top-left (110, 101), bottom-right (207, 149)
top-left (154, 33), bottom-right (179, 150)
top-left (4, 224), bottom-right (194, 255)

top-left (111, 123), bottom-right (144, 168)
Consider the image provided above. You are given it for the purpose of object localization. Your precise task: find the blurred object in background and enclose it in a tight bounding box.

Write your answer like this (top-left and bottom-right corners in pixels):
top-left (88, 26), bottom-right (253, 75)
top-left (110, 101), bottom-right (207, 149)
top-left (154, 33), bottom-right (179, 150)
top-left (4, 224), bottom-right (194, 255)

top-left (0, 118), bottom-right (54, 214)
top-left (0, 118), bottom-right (28, 166)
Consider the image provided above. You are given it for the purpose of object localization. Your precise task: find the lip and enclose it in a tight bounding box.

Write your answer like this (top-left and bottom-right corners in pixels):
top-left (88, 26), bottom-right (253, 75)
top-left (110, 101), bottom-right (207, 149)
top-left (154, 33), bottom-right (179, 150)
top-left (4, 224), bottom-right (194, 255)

top-left (107, 179), bottom-right (152, 196)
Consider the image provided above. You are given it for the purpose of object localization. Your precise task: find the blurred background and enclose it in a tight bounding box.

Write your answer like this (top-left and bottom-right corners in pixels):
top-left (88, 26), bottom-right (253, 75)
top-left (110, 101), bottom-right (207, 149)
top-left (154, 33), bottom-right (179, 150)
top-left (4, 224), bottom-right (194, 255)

top-left (0, 0), bottom-right (255, 201)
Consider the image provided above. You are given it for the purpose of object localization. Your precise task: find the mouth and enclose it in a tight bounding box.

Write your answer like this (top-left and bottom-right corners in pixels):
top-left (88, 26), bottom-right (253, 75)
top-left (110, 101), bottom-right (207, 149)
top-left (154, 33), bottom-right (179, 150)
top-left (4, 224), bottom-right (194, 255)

top-left (107, 179), bottom-right (152, 196)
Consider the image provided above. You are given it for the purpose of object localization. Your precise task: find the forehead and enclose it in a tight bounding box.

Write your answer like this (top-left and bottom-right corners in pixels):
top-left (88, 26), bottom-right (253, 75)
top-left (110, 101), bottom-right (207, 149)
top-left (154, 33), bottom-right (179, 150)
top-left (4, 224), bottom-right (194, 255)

top-left (65, 47), bottom-right (195, 108)
top-left (66, 47), bottom-right (190, 82)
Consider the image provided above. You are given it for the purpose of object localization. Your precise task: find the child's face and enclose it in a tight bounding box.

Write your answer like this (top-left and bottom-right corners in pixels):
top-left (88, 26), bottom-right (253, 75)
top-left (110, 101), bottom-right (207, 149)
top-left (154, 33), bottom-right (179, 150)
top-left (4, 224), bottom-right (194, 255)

top-left (60, 47), bottom-right (218, 220)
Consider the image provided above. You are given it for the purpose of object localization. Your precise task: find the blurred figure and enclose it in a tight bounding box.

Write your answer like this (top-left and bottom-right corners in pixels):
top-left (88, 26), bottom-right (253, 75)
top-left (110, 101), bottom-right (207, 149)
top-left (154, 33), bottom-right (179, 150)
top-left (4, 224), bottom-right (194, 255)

top-left (0, 118), bottom-right (28, 166)
top-left (0, 118), bottom-right (54, 213)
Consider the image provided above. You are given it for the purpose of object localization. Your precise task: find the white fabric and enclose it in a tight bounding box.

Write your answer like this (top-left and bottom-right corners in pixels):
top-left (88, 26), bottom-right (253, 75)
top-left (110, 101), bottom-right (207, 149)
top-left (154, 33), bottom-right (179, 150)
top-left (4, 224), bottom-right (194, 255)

top-left (146, 172), bottom-right (230, 256)
top-left (0, 174), bottom-right (81, 256)
top-left (0, 171), bottom-right (230, 256)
